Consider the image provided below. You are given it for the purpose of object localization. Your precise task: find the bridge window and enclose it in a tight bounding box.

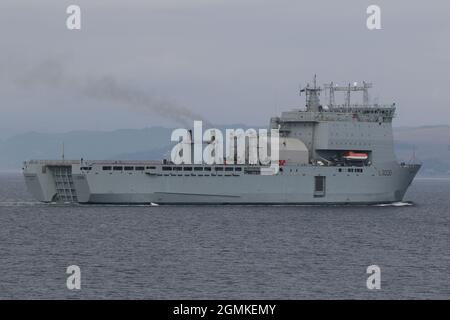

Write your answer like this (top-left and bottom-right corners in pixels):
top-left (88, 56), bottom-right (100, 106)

top-left (162, 166), bottom-right (172, 171)
top-left (113, 166), bottom-right (123, 171)
top-left (135, 166), bottom-right (145, 171)
top-left (102, 166), bottom-right (112, 171)
top-left (124, 166), bottom-right (134, 171)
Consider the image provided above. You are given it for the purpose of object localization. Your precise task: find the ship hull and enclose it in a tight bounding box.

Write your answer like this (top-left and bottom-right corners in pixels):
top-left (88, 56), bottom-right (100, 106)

top-left (23, 160), bottom-right (420, 205)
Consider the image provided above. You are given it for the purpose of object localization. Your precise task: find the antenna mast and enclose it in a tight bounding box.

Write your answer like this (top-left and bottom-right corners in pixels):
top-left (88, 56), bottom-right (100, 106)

top-left (300, 75), bottom-right (322, 112)
top-left (324, 81), bottom-right (373, 107)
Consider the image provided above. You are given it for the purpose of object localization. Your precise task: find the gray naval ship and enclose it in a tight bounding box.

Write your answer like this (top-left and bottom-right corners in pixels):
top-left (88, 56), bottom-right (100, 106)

top-left (23, 78), bottom-right (421, 205)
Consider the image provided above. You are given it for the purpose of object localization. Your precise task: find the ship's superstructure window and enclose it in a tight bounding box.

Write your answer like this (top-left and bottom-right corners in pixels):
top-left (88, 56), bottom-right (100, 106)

top-left (194, 167), bottom-right (203, 171)
top-left (204, 167), bottom-right (212, 171)
top-left (183, 167), bottom-right (192, 171)
top-left (146, 166), bottom-right (156, 170)
top-left (162, 166), bottom-right (172, 171)
top-left (215, 167), bottom-right (223, 171)
top-left (244, 167), bottom-right (261, 175)
top-left (235, 167), bottom-right (242, 171)
top-left (347, 168), bottom-right (364, 173)
top-left (102, 166), bottom-right (112, 171)
top-left (113, 166), bottom-right (122, 171)
top-left (174, 167), bottom-right (182, 171)
top-left (124, 166), bottom-right (133, 171)
top-left (225, 167), bottom-right (233, 171)
top-left (135, 166), bottom-right (145, 171)
top-left (80, 167), bottom-right (92, 171)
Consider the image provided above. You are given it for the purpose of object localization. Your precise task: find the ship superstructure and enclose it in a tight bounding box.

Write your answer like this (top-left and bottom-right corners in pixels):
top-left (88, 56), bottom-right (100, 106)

top-left (23, 78), bottom-right (421, 204)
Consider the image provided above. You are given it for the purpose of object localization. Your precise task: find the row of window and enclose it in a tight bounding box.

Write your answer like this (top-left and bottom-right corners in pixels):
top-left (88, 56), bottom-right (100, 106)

top-left (93, 165), bottom-right (364, 174)
top-left (159, 173), bottom-right (240, 177)
top-left (162, 166), bottom-right (242, 172)
top-left (99, 165), bottom-right (243, 172)
top-left (338, 168), bottom-right (364, 173)
top-left (102, 166), bottom-right (152, 171)
top-left (330, 141), bottom-right (371, 146)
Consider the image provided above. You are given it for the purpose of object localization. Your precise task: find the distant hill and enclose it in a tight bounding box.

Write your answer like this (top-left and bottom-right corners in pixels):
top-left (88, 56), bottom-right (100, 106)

top-left (0, 127), bottom-right (173, 169)
top-left (1, 125), bottom-right (449, 176)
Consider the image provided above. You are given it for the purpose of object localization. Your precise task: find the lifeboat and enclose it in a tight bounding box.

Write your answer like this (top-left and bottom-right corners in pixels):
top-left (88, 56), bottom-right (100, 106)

top-left (343, 151), bottom-right (368, 160)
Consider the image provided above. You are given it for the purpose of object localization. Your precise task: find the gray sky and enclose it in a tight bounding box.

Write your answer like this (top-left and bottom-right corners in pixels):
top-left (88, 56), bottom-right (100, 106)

top-left (0, 0), bottom-right (449, 136)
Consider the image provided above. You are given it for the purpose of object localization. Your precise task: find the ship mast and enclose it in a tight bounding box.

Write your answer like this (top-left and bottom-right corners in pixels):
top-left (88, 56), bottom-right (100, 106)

top-left (324, 81), bottom-right (373, 107)
top-left (300, 75), bottom-right (322, 112)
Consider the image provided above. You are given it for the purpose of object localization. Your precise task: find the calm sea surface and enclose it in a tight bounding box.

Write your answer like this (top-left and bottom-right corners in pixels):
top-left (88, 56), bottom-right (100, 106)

top-left (0, 172), bottom-right (449, 299)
